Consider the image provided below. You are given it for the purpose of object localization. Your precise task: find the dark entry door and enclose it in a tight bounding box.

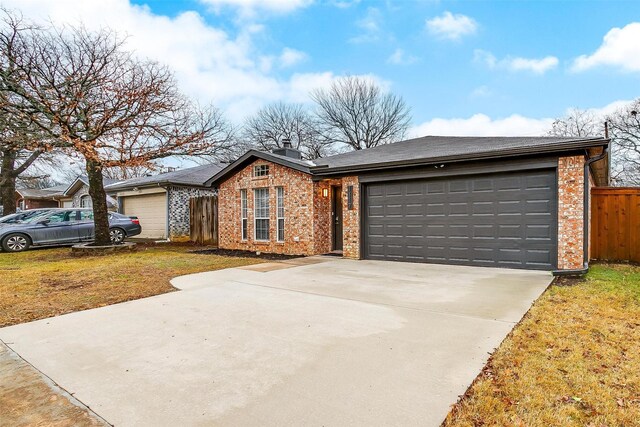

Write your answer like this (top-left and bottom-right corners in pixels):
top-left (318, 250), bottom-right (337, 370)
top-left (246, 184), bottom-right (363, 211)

top-left (332, 186), bottom-right (343, 251)
top-left (363, 169), bottom-right (558, 270)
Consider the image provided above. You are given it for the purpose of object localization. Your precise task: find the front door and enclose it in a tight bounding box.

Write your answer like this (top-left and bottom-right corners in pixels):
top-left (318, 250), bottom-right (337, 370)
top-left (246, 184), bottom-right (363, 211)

top-left (331, 186), bottom-right (343, 251)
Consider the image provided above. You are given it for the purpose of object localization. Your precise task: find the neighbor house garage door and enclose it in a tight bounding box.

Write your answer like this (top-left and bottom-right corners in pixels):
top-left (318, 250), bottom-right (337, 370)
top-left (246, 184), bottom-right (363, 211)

top-left (363, 170), bottom-right (557, 270)
top-left (121, 192), bottom-right (167, 240)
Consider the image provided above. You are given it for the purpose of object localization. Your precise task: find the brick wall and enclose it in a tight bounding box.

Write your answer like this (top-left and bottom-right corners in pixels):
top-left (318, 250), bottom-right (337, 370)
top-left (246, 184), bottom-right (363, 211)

top-left (312, 179), bottom-right (338, 255)
top-left (311, 176), bottom-right (361, 258)
top-left (167, 186), bottom-right (217, 240)
top-left (218, 160), bottom-right (316, 255)
top-left (341, 176), bottom-right (360, 259)
top-left (557, 155), bottom-right (585, 270)
top-left (19, 199), bottom-right (58, 210)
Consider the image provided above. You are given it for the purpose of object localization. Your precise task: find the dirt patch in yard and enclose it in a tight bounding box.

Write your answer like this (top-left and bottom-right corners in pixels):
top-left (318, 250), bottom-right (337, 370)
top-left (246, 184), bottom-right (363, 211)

top-left (444, 264), bottom-right (640, 427)
top-left (191, 247), bottom-right (303, 260)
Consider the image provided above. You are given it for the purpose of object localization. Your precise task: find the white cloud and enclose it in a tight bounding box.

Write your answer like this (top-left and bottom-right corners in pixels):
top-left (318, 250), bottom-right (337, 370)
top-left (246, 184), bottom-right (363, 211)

top-left (279, 47), bottom-right (307, 67)
top-left (474, 49), bottom-right (558, 74)
top-left (350, 7), bottom-right (383, 43)
top-left (426, 11), bottom-right (477, 41)
top-left (1, 0), bottom-right (374, 122)
top-left (473, 49), bottom-right (497, 68)
top-left (470, 85), bottom-right (491, 98)
top-left (572, 22), bottom-right (640, 72)
top-left (509, 56), bottom-right (559, 74)
top-left (199, 0), bottom-right (313, 15)
top-left (408, 99), bottom-right (630, 138)
top-left (387, 48), bottom-right (418, 65)
top-left (409, 114), bottom-right (553, 137)
top-left (330, 0), bottom-right (361, 8)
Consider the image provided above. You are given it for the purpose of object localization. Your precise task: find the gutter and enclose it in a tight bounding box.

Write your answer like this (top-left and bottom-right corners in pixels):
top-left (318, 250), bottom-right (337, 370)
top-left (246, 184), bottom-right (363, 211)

top-left (552, 141), bottom-right (610, 276)
top-left (310, 138), bottom-right (609, 176)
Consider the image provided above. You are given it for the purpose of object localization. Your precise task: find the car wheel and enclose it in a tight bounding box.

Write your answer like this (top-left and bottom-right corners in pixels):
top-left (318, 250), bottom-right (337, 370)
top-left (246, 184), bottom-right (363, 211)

top-left (2, 233), bottom-right (31, 252)
top-left (109, 228), bottom-right (125, 244)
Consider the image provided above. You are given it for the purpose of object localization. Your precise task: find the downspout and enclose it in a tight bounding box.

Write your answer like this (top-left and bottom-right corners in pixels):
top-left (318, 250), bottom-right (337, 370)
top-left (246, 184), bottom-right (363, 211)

top-left (554, 140), bottom-right (610, 276)
top-left (583, 142), bottom-right (610, 265)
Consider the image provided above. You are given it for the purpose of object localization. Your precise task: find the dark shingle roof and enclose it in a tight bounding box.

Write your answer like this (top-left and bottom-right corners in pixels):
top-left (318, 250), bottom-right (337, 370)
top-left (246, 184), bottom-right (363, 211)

top-left (16, 186), bottom-right (66, 199)
top-left (106, 163), bottom-right (225, 191)
top-left (77, 175), bottom-right (118, 186)
top-left (311, 136), bottom-right (608, 174)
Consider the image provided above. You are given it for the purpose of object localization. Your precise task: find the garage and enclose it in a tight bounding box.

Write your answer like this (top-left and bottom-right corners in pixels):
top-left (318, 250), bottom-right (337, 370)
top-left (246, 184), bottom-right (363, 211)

top-left (363, 169), bottom-right (558, 270)
top-left (121, 191), bottom-right (167, 240)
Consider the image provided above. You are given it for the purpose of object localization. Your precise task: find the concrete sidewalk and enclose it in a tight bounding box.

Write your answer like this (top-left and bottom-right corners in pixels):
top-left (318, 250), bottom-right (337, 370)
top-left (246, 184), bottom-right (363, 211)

top-left (0, 258), bottom-right (552, 426)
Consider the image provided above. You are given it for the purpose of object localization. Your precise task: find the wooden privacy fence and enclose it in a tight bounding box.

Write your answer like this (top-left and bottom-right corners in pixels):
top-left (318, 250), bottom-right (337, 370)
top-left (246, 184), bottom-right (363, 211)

top-left (591, 187), bottom-right (640, 263)
top-left (190, 196), bottom-right (218, 246)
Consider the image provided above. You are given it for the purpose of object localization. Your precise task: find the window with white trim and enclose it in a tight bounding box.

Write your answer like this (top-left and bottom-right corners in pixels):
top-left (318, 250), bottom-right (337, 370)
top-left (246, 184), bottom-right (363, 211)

top-left (240, 189), bottom-right (248, 240)
top-left (254, 164), bottom-right (269, 177)
top-left (254, 188), bottom-right (269, 241)
top-left (276, 187), bottom-right (284, 242)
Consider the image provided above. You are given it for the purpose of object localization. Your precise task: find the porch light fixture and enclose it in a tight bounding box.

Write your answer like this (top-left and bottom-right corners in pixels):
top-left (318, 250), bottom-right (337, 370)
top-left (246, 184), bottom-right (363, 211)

top-left (322, 188), bottom-right (329, 197)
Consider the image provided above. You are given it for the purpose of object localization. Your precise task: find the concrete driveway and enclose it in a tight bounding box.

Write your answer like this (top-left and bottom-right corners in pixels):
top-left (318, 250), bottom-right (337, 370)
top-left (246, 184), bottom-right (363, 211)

top-left (0, 257), bottom-right (552, 426)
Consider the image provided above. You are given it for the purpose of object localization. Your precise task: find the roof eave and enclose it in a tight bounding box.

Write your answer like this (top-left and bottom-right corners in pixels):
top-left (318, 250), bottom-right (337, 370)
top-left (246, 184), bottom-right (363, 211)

top-left (311, 138), bottom-right (610, 176)
top-left (62, 176), bottom-right (87, 196)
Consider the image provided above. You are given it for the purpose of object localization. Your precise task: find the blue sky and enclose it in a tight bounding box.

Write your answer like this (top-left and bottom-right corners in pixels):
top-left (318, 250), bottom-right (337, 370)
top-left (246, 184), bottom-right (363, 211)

top-left (8, 0), bottom-right (640, 136)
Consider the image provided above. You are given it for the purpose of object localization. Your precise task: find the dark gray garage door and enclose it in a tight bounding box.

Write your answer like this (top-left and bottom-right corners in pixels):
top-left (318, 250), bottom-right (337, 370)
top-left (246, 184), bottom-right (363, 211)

top-left (364, 170), bottom-right (557, 270)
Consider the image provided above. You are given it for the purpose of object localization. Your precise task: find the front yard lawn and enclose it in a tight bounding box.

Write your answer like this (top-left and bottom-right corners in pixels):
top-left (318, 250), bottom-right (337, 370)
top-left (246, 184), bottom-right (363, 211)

top-left (445, 264), bottom-right (640, 426)
top-left (0, 243), bottom-right (261, 327)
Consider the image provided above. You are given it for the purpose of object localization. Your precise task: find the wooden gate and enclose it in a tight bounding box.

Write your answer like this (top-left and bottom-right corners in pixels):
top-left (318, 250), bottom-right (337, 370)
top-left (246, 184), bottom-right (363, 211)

top-left (591, 187), bottom-right (640, 262)
top-left (190, 196), bottom-right (218, 246)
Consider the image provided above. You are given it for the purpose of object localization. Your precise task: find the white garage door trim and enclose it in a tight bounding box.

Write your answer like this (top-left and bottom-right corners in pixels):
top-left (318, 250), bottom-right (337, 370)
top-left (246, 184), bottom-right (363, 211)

top-left (121, 191), bottom-right (168, 240)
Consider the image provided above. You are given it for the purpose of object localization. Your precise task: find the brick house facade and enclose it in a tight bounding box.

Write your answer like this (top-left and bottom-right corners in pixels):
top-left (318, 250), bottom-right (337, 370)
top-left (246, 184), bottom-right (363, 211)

top-left (218, 160), bottom-right (316, 255)
top-left (212, 136), bottom-right (610, 273)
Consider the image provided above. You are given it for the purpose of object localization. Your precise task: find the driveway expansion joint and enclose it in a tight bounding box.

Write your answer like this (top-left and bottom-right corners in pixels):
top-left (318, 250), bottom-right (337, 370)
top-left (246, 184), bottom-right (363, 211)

top-left (227, 279), bottom-right (520, 325)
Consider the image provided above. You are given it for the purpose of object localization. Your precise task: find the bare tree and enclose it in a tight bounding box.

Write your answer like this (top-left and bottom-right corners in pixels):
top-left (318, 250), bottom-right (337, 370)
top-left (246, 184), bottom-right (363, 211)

top-left (0, 13), bottom-right (234, 245)
top-left (243, 102), bottom-right (330, 159)
top-left (0, 12), bottom-right (50, 214)
top-left (607, 99), bottom-right (640, 186)
top-left (17, 174), bottom-right (58, 189)
top-left (547, 102), bottom-right (640, 186)
top-left (548, 108), bottom-right (600, 138)
top-left (311, 76), bottom-right (411, 151)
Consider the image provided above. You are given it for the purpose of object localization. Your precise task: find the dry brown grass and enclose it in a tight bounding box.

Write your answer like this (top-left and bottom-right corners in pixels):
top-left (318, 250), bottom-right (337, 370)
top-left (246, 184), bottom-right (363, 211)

top-left (444, 264), bottom-right (640, 427)
top-left (0, 243), bottom-right (261, 327)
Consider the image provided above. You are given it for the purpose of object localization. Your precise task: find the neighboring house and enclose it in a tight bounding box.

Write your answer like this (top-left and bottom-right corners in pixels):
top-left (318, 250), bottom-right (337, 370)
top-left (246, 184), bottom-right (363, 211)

top-left (58, 175), bottom-right (119, 210)
top-left (15, 184), bottom-right (67, 210)
top-left (209, 136), bottom-right (610, 273)
top-left (105, 163), bottom-right (223, 240)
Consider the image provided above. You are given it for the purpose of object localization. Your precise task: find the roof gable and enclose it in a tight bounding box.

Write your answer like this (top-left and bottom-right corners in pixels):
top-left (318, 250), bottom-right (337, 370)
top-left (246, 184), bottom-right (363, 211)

top-left (206, 150), bottom-right (313, 187)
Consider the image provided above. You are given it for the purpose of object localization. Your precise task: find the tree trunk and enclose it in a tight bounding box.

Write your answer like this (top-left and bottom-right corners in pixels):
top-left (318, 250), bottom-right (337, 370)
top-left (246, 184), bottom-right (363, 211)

top-left (85, 159), bottom-right (111, 245)
top-left (1, 150), bottom-right (17, 215)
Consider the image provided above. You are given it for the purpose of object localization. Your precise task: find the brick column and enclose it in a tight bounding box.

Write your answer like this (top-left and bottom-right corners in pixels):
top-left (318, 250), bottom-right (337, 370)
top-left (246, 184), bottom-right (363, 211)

top-left (557, 156), bottom-right (585, 270)
top-left (342, 176), bottom-right (360, 259)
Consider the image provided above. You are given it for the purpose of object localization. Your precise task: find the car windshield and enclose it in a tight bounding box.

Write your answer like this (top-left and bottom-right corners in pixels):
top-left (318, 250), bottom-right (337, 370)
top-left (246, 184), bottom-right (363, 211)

top-left (0, 213), bottom-right (20, 223)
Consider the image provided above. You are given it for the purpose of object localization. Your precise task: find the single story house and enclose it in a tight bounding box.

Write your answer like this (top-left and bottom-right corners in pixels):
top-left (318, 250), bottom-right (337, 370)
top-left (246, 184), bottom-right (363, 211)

top-left (105, 163), bottom-right (223, 240)
top-left (15, 184), bottom-right (67, 210)
top-left (208, 136), bottom-right (610, 274)
top-left (58, 175), bottom-right (119, 210)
